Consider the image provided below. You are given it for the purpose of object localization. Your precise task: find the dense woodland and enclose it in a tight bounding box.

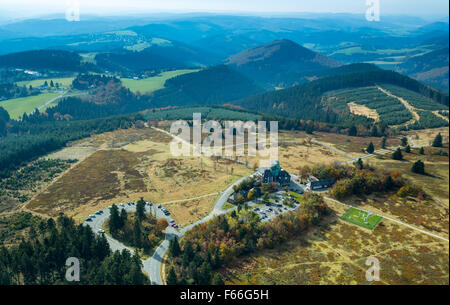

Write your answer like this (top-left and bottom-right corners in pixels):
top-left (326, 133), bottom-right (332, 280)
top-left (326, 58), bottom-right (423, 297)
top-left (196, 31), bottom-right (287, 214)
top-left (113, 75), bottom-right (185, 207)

top-left (0, 214), bottom-right (148, 285)
top-left (0, 50), bottom-right (94, 72)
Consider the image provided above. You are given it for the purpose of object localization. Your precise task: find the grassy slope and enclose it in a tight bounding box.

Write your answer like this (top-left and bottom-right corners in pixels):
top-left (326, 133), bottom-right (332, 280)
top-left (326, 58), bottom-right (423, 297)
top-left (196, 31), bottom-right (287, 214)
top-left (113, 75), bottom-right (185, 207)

top-left (16, 77), bottom-right (75, 90)
top-left (0, 93), bottom-right (60, 119)
top-left (121, 69), bottom-right (200, 93)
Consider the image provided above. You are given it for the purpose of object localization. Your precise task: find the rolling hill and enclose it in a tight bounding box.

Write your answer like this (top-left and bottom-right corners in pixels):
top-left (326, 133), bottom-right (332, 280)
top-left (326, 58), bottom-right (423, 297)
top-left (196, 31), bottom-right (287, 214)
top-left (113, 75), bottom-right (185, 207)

top-left (0, 49), bottom-right (89, 71)
top-left (396, 47), bottom-right (449, 92)
top-left (150, 65), bottom-right (264, 107)
top-left (225, 39), bottom-right (342, 89)
top-left (234, 68), bottom-right (449, 130)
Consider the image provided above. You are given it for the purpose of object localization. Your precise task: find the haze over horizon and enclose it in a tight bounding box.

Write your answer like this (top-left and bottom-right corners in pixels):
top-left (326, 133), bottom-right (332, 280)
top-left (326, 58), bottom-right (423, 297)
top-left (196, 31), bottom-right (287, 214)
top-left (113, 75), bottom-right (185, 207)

top-left (0, 0), bottom-right (448, 21)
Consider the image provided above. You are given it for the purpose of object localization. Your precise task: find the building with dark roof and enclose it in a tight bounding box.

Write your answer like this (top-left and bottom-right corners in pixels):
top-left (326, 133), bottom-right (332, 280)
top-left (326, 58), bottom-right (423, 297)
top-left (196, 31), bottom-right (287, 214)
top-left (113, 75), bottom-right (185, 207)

top-left (262, 161), bottom-right (291, 186)
top-left (309, 178), bottom-right (336, 190)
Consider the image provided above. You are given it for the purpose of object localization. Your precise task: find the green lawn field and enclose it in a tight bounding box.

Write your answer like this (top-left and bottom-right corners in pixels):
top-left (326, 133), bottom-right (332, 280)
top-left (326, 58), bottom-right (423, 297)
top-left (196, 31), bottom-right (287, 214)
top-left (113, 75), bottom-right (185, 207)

top-left (16, 77), bottom-right (75, 90)
top-left (341, 207), bottom-right (383, 230)
top-left (0, 93), bottom-right (60, 119)
top-left (121, 69), bottom-right (200, 93)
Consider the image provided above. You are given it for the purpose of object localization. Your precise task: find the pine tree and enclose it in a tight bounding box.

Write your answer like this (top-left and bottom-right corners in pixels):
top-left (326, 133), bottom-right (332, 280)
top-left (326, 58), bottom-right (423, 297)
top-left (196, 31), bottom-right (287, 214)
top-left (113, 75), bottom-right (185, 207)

top-left (354, 158), bottom-right (363, 170)
top-left (109, 204), bottom-right (120, 235)
top-left (392, 148), bottom-right (403, 160)
top-left (136, 197), bottom-right (146, 221)
top-left (198, 261), bottom-right (212, 285)
top-left (412, 160), bottom-right (425, 175)
top-left (419, 147), bottom-right (425, 155)
top-left (119, 208), bottom-right (127, 228)
top-left (133, 217), bottom-right (142, 248)
top-left (432, 133), bottom-right (443, 147)
top-left (348, 125), bottom-right (357, 137)
top-left (166, 267), bottom-right (178, 285)
top-left (169, 237), bottom-right (181, 257)
top-left (401, 137), bottom-right (408, 146)
top-left (212, 273), bottom-right (225, 285)
top-left (405, 145), bottom-right (411, 153)
top-left (366, 142), bottom-right (375, 154)
top-left (381, 137), bottom-right (387, 149)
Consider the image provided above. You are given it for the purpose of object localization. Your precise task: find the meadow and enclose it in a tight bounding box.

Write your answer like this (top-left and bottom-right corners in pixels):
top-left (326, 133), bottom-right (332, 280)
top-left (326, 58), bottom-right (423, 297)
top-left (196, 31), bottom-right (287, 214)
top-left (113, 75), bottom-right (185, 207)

top-left (120, 69), bottom-right (199, 93)
top-left (0, 93), bottom-right (60, 119)
top-left (16, 77), bottom-right (75, 90)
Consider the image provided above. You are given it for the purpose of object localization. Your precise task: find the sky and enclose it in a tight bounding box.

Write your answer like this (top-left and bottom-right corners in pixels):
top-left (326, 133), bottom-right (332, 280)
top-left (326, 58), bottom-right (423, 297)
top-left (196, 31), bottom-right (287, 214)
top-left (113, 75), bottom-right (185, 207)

top-left (0, 0), bottom-right (449, 20)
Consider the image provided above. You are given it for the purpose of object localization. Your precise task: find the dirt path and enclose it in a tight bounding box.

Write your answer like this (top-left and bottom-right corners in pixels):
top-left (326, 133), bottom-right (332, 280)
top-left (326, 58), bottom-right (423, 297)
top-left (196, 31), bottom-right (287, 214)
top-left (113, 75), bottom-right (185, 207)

top-left (376, 85), bottom-right (420, 126)
top-left (433, 110), bottom-right (449, 122)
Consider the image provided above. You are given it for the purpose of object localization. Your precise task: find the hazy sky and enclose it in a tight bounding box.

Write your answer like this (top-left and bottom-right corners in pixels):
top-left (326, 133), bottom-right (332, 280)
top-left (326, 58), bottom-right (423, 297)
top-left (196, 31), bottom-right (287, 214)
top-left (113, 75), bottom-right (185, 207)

top-left (0, 0), bottom-right (449, 20)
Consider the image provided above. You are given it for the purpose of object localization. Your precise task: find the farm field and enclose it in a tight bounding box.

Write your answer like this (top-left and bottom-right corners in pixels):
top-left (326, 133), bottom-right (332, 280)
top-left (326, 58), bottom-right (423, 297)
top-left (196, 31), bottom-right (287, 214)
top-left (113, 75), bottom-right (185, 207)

top-left (25, 127), bottom-right (252, 223)
top-left (0, 93), bottom-right (60, 119)
top-left (121, 69), bottom-right (200, 93)
top-left (16, 77), bottom-right (75, 90)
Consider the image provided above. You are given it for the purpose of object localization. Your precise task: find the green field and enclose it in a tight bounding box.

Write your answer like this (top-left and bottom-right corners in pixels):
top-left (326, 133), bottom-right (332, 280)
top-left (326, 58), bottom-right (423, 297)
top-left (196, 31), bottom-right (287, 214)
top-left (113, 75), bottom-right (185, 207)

top-left (288, 191), bottom-right (304, 203)
top-left (341, 207), bottom-right (383, 230)
top-left (16, 77), bottom-right (75, 90)
top-left (121, 69), bottom-right (200, 93)
top-left (0, 93), bottom-right (60, 119)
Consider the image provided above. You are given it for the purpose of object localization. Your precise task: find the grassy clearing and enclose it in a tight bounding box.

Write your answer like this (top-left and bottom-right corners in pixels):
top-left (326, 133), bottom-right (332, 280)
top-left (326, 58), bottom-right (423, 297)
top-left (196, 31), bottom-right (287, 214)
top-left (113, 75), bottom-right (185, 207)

top-left (341, 207), bottom-right (383, 230)
top-left (16, 77), bottom-right (75, 90)
top-left (121, 69), bottom-right (199, 93)
top-left (0, 93), bottom-right (60, 119)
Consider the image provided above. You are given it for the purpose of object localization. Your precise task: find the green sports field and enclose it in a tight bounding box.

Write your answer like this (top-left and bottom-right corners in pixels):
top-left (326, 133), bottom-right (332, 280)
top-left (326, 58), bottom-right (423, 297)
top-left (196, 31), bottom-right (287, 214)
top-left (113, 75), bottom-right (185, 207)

top-left (121, 69), bottom-right (200, 93)
top-left (0, 93), bottom-right (60, 119)
top-left (341, 207), bottom-right (383, 230)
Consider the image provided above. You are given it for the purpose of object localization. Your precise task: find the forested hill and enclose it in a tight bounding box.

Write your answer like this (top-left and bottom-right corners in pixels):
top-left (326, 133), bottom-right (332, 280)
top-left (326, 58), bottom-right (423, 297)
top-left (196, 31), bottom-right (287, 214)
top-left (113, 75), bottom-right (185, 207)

top-left (0, 50), bottom-right (93, 71)
top-left (234, 69), bottom-right (449, 121)
top-left (225, 39), bottom-right (341, 89)
top-left (150, 65), bottom-right (265, 107)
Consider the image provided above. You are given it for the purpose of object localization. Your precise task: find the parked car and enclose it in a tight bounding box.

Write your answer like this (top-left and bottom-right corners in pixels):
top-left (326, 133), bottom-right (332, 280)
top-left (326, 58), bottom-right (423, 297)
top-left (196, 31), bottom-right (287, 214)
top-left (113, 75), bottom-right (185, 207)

top-left (98, 229), bottom-right (105, 234)
top-left (254, 207), bottom-right (260, 212)
top-left (85, 218), bottom-right (92, 222)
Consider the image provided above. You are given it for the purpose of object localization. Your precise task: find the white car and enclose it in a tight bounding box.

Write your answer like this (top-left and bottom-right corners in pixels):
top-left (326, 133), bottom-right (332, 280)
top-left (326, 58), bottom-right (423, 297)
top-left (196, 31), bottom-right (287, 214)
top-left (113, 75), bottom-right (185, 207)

top-left (98, 229), bottom-right (105, 234)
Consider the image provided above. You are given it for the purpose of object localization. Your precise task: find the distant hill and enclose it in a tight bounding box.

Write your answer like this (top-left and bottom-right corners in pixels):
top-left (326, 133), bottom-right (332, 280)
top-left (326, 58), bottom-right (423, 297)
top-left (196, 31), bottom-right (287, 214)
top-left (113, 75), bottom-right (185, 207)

top-left (0, 49), bottom-right (89, 71)
top-left (193, 34), bottom-right (261, 58)
top-left (396, 47), bottom-right (449, 92)
top-left (150, 65), bottom-right (264, 107)
top-left (225, 39), bottom-right (341, 89)
top-left (95, 41), bottom-right (220, 72)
